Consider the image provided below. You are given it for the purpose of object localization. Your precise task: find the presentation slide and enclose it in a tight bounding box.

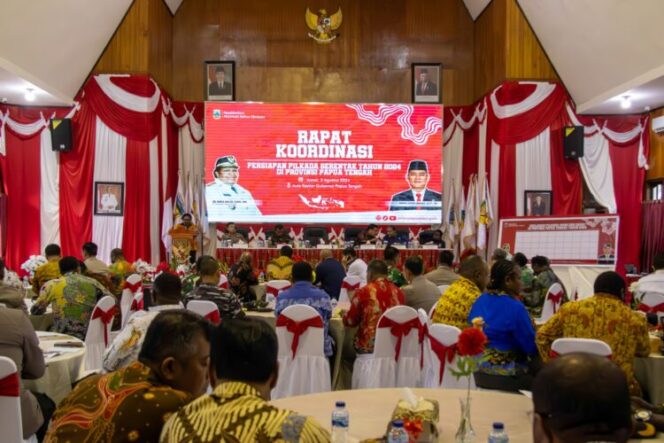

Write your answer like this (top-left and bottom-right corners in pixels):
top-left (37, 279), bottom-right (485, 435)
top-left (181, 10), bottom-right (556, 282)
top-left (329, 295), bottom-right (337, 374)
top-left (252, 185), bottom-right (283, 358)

top-left (205, 102), bottom-right (442, 224)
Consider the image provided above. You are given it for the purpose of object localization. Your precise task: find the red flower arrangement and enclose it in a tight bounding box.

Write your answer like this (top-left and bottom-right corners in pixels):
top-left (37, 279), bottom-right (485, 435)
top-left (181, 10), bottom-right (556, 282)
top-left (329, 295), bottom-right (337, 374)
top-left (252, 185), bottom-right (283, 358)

top-left (457, 327), bottom-right (488, 356)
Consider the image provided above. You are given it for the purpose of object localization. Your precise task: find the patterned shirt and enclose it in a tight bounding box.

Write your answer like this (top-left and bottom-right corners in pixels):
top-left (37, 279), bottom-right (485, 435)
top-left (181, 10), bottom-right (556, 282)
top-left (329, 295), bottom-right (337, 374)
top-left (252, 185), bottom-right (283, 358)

top-left (31, 259), bottom-right (60, 295)
top-left (34, 272), bottom-right (111, 340)
top-left (388, 266), bottom-right (407, 287)
top-left (526, 268), bottom-right (565, 316)
top-left (343, 277), bottom-right (405, 354)
top-left (431, 276), bottom-right (481, 329)
top-left (185, 283), bottom-right (244, 319)
top-left (46, 361), bottom-right (191, 443)
top-left (275, 281), bottom-right (334, 357)
top-left (228, 262), bottom-right (258, 303)
top-left (267, 256), bottom-right (294, 281)
top-left (536, 293), bottom-right (651, 396)
top-left (161, 381), bottom-right (329, 442)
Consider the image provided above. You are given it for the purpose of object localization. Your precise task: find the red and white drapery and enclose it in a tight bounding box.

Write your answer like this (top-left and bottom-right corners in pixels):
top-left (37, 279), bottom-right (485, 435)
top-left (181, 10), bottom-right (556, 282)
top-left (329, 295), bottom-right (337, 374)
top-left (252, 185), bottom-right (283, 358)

top-left (443, 81), bottom-right (649, 274)
top-left (0, 75), bottom-right (204, 269)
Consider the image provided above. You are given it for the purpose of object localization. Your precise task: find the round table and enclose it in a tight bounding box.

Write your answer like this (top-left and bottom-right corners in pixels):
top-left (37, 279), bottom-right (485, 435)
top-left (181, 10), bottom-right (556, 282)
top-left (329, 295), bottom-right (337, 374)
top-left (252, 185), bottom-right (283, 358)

top-left (271, 388), bottom-right (534, 442)
top-left (635, 353), bottom-right (664, 405)
top-left (25, 331), bottom-right (86, 404)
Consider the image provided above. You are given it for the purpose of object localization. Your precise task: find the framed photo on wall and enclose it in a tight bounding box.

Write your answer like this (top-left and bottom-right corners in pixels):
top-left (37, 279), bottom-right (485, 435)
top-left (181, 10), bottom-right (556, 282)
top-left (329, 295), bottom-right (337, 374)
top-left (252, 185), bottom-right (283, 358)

top-left (94, 182), bottom-right (124, 216)
top-left (204, 60), bottom-right (235, 101)
top-left (525, 190), bottom-right (552, 216)
top-left (412, 63), bottom-right (441, 103)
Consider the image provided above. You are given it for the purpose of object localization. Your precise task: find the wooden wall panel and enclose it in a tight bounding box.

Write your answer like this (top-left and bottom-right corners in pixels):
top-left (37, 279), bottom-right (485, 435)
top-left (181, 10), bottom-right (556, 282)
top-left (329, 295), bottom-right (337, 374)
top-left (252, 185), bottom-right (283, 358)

top-left (172, 0), bottom-right (474, 105)
top-left (649, 108), bottom-right (664, 180)
top-left (148, 0), bottom-right (173, 93)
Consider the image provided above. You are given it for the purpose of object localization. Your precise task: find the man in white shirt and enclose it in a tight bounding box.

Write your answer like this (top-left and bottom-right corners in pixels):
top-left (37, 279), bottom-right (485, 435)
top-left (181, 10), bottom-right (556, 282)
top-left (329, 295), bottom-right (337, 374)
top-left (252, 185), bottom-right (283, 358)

top-left (635, 253), bottom-right (664, 296)
top-left (206, 155), bottom-right (261, 219)
top-left (342, 246), bottom-right (367, 286)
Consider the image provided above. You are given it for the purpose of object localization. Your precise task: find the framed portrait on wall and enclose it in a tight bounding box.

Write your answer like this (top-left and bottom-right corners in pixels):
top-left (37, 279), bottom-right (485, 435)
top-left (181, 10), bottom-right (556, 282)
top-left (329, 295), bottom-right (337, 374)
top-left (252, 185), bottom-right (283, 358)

top-left (525, 190), bottom-right (552, 217)
top-left (412, 63), bottom-right (442, 103)
top-left (94, 182), bottom-right (124, 216)
top-left (204, 60), bottom-right (235, 101)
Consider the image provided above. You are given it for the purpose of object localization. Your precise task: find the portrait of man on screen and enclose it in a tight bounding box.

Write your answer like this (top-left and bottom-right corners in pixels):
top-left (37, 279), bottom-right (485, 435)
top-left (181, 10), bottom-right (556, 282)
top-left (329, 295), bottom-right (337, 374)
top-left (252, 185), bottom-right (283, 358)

top-left (206, 155), bottom-right (261, 217)
top-left (389, 159), bottom-right (441, 211)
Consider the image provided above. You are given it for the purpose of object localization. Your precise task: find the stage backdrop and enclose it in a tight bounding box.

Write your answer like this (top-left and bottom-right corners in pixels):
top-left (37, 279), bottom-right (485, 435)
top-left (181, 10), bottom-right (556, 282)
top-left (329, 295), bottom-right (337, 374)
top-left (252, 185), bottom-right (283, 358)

top-left (205, 103), bottom-right (443, 225)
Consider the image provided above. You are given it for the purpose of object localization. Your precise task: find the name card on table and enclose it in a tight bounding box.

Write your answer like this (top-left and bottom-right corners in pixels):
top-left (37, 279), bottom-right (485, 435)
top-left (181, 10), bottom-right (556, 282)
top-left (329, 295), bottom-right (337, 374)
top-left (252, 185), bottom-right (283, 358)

top-left (422, 245), bottom-right (439, 250)
top-left (232, 243), bottom-right (249, 249)
top-left (360, 245), bottom-right (376, 250)
top-left (276, 244), bottom-right (289, 249)
top-left (316, 244), bottom-right (330, 249)
top-left (393, 244), bottom-right (406, 249)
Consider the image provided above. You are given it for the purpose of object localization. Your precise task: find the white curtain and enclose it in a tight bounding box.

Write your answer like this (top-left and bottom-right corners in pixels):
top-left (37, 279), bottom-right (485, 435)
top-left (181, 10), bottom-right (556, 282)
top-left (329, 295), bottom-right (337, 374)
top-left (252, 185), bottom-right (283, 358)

top-left (442, 127), bottom-right (463, 225)
top-left (40, 129), bottom-right (60, 248)
top-left (579, 132), bottom-right (617, 213)
top-left (489, 141), bottom-right (501, 253)
top-left (490, 82), bottom-right (556, 118)
top-left (95, 75), bottom-right (161, 113)
top-left (516, 128), bottom-right (552, 216)
top-left (92, 118), bottom-right (127, 263)
top-left (149, 137), bottom-right (161, 264)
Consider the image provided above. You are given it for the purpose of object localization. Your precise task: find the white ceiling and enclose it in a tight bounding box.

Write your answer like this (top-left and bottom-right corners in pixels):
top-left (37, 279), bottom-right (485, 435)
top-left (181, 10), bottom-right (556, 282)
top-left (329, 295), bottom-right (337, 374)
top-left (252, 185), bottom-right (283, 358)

top-left (0, 66), bottom-right (63, 107)
top-left (163, 0), bottom-right (183, 15)
top-left (462, 0), bottom-right (492, 20)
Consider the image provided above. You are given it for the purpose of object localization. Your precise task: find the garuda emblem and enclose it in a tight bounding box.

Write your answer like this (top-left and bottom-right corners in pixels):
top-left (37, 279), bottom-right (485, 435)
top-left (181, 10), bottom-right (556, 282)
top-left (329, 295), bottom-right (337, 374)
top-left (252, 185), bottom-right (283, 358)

top-left (305, 7), bottom-right (342, 43)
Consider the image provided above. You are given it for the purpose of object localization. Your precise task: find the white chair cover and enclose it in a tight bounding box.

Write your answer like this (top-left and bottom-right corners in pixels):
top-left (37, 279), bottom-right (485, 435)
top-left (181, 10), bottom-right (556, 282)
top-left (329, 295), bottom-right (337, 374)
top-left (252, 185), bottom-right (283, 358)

top-left (84, 295), bottom-right (117, 372)
top-left (551, 338), bottom-right (612, 358)
top-left (437, 284), bottom-right (450, 293)
top-left (218, 274), bottom-right (229, 290)
top-left (424, 324), bottom-right (476, 389)
top-left (339, 275), bottom-right (362, 306)
top-left (417, 308), bottom-right (432, 388)
top-left (187, 300), bottom-right (221, 324)
top-left (537, 283), bottom-right (564, 324)
top-left (428, 299), bottom-right (439, 319)
top-left (272, 305), bottom-right (331, 399)
top-left (352, 306), bottom-right (421, 389)
top-left (265, 280), bottom-right (291, 307)
top-left (0, 357), bottom-right (24, 443)
top-left (127, 292), bottom-right (144, 323)
top-left (120, 274), bottom-right (142, 329)
top-left (639, 292), bottom-right (664, 321)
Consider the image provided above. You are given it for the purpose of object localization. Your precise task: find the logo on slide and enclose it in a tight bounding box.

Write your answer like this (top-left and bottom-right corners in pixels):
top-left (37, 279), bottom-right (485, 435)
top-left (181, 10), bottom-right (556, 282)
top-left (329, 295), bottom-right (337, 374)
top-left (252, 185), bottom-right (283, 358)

top-left (299, 195), bottom-right (345, 210)
top-left (212, 109), bottom-right (222, 120)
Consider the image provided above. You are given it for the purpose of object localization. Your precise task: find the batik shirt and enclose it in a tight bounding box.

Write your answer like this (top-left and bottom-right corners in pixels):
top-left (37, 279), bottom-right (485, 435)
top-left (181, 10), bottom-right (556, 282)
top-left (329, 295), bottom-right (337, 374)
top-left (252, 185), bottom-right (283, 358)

top-left (31, 259), bottom-right (60, 295)
top-left (161, 381), bottom-right (329, 442)
top-left (228, 262), bottom-right (258, 303)
top-left (34, 272), bottom-right (111, 340)
top-left (46, 361), bottom-right (191, 443)
top-left (536, 293), bottom-right (651, 396)
top-left (525, 268), bottom-right (565, 316)
top-left (431, 276), bottom-right (481, 329)
top-left (267, 256), bottom-right (294, 281)
top-left (388, 266), bottom-right (407, 287)
top-left (343, 277), bottom-right (404, 354)
top-left (185, 283), bottom-right (244, 319)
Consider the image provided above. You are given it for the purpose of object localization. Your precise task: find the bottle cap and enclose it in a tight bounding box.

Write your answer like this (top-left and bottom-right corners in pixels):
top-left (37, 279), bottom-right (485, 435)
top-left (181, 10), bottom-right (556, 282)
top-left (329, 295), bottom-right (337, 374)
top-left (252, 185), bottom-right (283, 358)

top-left (335, 401), bottom-right (346, 408)
top-left (493, 422), bottom-right (504, 430)
top-left (392, 419), bottom-right (404, 428)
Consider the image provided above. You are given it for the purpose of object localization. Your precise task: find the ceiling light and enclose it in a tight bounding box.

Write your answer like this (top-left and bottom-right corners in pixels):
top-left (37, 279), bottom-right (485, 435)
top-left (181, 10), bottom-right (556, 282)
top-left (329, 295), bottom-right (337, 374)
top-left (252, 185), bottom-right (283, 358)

top-left (620, 95), bottom-right (631, 109)
top-left (24, 88), bottom-right (35, 102)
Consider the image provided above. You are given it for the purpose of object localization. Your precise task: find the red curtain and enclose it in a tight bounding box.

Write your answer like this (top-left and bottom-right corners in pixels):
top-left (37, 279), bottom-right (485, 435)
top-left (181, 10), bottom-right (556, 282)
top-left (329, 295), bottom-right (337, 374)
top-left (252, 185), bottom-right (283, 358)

top-left (549, 115), bottom-right (582, 215)
top-left (59, 102), bottom-right (95, 258)
top-left (461, 121), bottom-right (479, 192)
top-left (0, 194), bottom-right (6, 259)
top-left (641, 201), bottom-right (664, 272)
top-left (122, 139), bottom-right (152, 262)
top-left (498, 144), bottom-right (517, 218)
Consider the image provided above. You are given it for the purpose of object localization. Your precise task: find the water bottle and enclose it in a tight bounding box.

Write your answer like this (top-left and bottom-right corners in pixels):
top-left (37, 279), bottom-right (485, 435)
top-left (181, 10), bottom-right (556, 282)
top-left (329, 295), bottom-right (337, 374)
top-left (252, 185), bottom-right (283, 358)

top-left (387, 419), bottom-right (409, 443)
top-left (488, 422), bottom-right (509, 442)
top-left (331, 401), bottom-right (349, 443)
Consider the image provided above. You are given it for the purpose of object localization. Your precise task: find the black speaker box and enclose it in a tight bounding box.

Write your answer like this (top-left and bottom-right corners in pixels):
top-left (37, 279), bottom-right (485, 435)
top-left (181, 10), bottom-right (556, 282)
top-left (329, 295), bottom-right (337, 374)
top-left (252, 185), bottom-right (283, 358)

top-left (50, 118), bottom-right (72, 152)
top-left (563, 126), bottom-right (584, 159)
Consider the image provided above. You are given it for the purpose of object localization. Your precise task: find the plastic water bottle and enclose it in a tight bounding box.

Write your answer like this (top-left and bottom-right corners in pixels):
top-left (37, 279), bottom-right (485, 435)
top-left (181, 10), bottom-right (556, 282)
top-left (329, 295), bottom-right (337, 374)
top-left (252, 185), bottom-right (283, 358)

top-left (331, 401), bottom-right (349, 443)
top-left (488, 422), bottom-right (509, 442)
top-left (387, 419), bottom-right (409, 443)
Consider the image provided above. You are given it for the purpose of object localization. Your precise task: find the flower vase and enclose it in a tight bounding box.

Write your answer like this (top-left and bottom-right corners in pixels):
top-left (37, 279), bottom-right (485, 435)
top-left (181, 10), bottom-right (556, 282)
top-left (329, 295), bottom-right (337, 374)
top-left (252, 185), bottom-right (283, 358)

top-left (455, 396), bottom-right (475, 443)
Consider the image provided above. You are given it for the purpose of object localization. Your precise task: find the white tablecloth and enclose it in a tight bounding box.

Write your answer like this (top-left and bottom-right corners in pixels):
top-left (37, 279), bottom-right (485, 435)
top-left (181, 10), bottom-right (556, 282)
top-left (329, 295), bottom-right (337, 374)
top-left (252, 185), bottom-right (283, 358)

top-left (24, 331), bottom-right (86, 404)
top-left (636, 354), bottom-right (664, 405)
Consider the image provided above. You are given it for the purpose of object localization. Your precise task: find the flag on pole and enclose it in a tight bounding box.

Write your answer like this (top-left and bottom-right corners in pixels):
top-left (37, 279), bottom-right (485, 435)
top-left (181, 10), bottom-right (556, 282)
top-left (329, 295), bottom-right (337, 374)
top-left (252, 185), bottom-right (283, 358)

top-left (173, 173), bottom-right (186, 221)
top-left (462, 175), bottom-right (477, 249)
top-left (445, 179), bottom-right (459, 248)
top-left (476, 174), bottom-right (494, 250)
top-left (199, 177), bottom-right (210, 248)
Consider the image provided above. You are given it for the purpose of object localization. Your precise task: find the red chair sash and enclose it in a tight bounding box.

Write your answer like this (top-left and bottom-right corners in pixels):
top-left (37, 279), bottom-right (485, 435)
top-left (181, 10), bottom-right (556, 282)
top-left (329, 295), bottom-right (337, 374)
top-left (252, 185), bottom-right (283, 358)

top-left (267, 284), bottom-right (291, 297)
top-left (0, 372), bottom-right (19, 397)
top-left (377, 317), bottom-right (421, 362)
top-left (419, 322), bottom-right (429, 369)
top-left (205, 310), bottom-right (221, 325)
top-left (341, 280), bottom-right (360, 290)
top-left (219, 281), bottom-right (229, 289)
top-left (130, 298), bottom-right (144, 312)
top-left (276, 315), bottom-right (324, 358)
top-left (429, 335), bottom-right (457, 385)
top-left (638, 302), bottom-right (664, 313)
top-left (91, 305), bottom-right (117, 346)
top-left (123, 280), bottom-right (142, 293)
top-left (547, 291), bottom-right (563, 313)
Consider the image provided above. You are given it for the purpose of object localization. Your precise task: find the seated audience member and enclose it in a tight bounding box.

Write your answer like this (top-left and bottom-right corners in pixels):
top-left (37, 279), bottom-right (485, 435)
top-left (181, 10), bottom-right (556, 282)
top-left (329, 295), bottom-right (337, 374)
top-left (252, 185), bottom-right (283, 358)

top-left (402, 255), bottom-right (440, 312)
top-left (635, 252), bottom-right (664, 296)
top-left (109, 248), bottom-right (135, 289)
top-left (343, 246), bottom-right (368, 286)
top-left (82, 241), bottom-right (110, 276)
top-left (314, 249), bottom-right (346, 300)
top-left (227, 252), bottom-right (258, 303)
top-left (46, 311), bottom-right (211, 442)
top-left (31, 243), bottom-right (61, 295)
top-left (532, 353), bottom-right (632, 443)
top-left (220, 222), bottom-right (247, 244)
top-left (185, 255), bottom-right (243, 319)
top-left (343, 260), bottom-right (404, 354)
top-left (0, 300), bottom-right (50, 440)
top-left (32, 256), bottom-right (111, 340)
top-left (537, 271), bottom-right (650, 397)
top-left (0, 259), bottom-right (26, 311)
top-left (527, 255), bottom-right (566, 316)
top-left (266, 245), bottom-right (295, 281)
top-left (425, 249), bottom-right (459, 286)
top-left (161, 317), bottom-right (329, 442)
top-left (103, 272), bottom-right (185, 372)
top-left (268, 223), bottom-right (292, 246)
top-left (384, 226), bottom-right (407, 245)
top-left (384, 245), bottom-right (407, 287)
top-left (275, 262), bottom-right (334, 357)
top-left (513, 252), bottom-right (534, 300)
top-left (490, 247), bottom-right (509, 267)
top-left (469, 259), bottom-right (539, 391)
top-left (431, 255), bottom-right (489, 328)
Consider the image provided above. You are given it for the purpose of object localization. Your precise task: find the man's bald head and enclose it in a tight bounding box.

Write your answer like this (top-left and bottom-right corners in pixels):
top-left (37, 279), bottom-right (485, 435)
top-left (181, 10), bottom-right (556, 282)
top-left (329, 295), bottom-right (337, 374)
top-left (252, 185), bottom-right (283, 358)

top-left (458, 255), bottom-right (489, 291)
top-left (320, 249), bottom-right (333, 261)
top-left (532, 353), bottom-right (632, 443)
